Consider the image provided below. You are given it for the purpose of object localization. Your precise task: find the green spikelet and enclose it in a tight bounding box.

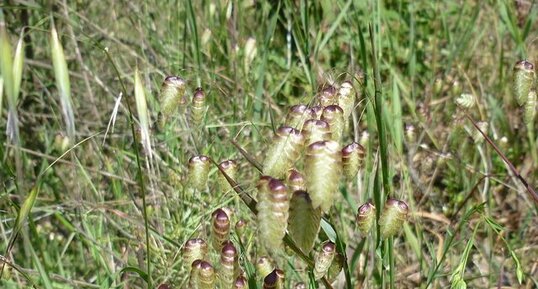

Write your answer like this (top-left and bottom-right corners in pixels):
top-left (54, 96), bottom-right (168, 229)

top-left (455, 93), bottom-right (475, 109)
top-left (256, 177), bottom-right (289, 252)
top-left (263, 126), bottom-right (304, 178)
top-left (218, 160), bottom-right (238, 193)
top-left (405, 124), bottom-right (416, 144)
top-left (321, 105), bottom-right (345, 142)
top-left (471, 121), bottom-right (488, 144)
top-left (524, 90), bottom-right (536, 125)
top-left (189, 259), bottom-right (203, 289)
top-left (198, 261), bottom-right (216, 289)
top-left (235, 219), bottom-right (247, 236)
top-left (337, 80), bottom-right (356, 121)
top-left (342, 142), bottom-right (365, 179)
top-left (379, 198), bottom-right (409, 239)
top-left (327, 252), bottom-right (344, 282)
top-left (513, 60), bottom-right (535, 106)
top-left (285, 104), bottom-right (315, 129)
top-left (211, 209), bottom-right (231, 251)
top-left (256, 256), bottom-right (274, 280)
top-left (314, 241), bottom-right (336, 280)
top-left (183, 238), bottom-right (208, 268)
top-left (233, 276), bottom-right (247, 288)
top-left (288, 190), bottom-right (322, 254)
top-left (286, 169), bottom-right (306, 192)
top-left (159, 76), bottom-right (186, 117)
top-left (310, 105), bottom-right (323, 119)
top-left (302, 119), bottom-right (331, 146)
top-left (451, 80), bottom-right (462, 97)
top-left (188, 155), bottom-right (210, 191)
top-left (190, 87), bottom-right (206, 127)
top-left (219, 241), bottom-right (239, 289)
top-left (319, 85), bottom-right (337, 107)
top-left (305, 141), bottom-right (342, 212)
top-left (356, 201), bottom-right (376, 234)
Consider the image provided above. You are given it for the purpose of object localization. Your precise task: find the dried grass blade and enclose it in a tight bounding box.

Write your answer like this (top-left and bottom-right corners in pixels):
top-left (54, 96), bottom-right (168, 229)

top-left (134, 68), bottom-right (152, 157)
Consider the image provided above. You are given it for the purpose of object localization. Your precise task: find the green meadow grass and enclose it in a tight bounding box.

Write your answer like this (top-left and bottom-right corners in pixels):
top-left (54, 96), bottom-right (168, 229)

top-left (0, 0), bottom-right (537, 288)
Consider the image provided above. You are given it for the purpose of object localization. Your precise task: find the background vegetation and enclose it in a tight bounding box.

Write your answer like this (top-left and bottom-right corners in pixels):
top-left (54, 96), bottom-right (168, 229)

top-left (0, 0), bottom-right (537, 288)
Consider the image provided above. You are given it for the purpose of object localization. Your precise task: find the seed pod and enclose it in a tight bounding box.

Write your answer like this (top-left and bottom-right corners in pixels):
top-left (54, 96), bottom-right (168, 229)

top-left (327, 252), bottom-right (344, 282)
top-left (212, 209), bottom-right (231, 251)
top-left (189, 259), bottom-right (203, 289)
top-left (234, 276), bottom-right (248, 289)
top-left (288, 191), bottom-right (322, 254)
top-left (183, 238), bottom-right (208, 268)
top-left (513, 60), bottom-right (536, 106)
top-left (285, 104), bottom-right (315, 129)
top-left (309, 105), bottom-right (323, 119)
top-left (455, 93), bottom-right (475, 109)
top-left (263, 126), bottom-right (305, 178)
top-left (218, 160), bottom-right (238, 193)
top-left (286, 169), bottom-right (306, 192)
top-left (338, 80), bottom-right (356, 121)
top-left (159, 76), bottom-right (187, 117)
top-left (190, 87), bottom-right (206, 127)
top-left (356, 201), bottom-right (376, 234)
top-left (342, 142), bottom-right (365, 179)
top-left (524, 90), bottom-right (536, 125)
top-left (219, 241), bottom-right (239, 288)
top-left (235, 219), bottom-right (247, 236)
top-left (256, 177), bottom-right (289, 251)
top-left (257, 256), bottom-right (274, 280)
top-left (321, 105), bottom-right (345, 141)
top-left (405, 124), bottom-right (416, 144)
top-left (314, 241), bottom-right (336, 280)
top-left (188, 155), bottom-right (210, 191)
top-left (302, 119), bottom-right (331, 146)
top-left (305, 141), bottom-right (342, 212)
top-left (198, 261), bottom-right (216, 289)
top-left (471, 121), bottom-right (488, 144)
top-left (379, 198), bottom-right (409, 239)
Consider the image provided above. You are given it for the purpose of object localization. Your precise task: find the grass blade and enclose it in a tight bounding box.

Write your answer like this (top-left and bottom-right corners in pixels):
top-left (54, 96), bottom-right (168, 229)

top-left (134, 68), bottom-right (152, 158)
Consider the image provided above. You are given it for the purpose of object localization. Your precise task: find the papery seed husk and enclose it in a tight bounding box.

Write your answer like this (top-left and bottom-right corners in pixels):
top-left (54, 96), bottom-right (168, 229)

top-left (263, 126), bottom-right (304, 178)
top-left (455, 93), bottom-right (475, 109)
top-left (183, 239), bottom-right (208, 268)
top-left (524, 90), bottom-right (536, 125)
top-left (219, 241), bottom-right (239, 288)
top-left (285, 104), bottom-right (316, 129)
top-left (212, 209), bottom-right (231, 251)
top-left (305, 141), bottom-right (342, 212)
top-left (218, 159), bottom-right (238, 193)
top-left (379, 198), bottom-right (409, 239)
top-left (314, 241), bottom-right (336, 280)
top-left (187, 155), bottom-right (210, 191)
top-left (288, 190), bottom-right (321, 254)
top-left (514, 60), bottom-right (536, 106)
top-left (159, 76), bottom-right (186, 117)
top-left (319, 85), bottom-right (337, 107)
top-left (286, 169), bottom-right (306, 192)
top-left (302, 119), bottom-right (332, 146)
top-left (327, 252), bottom-right (344, 282)
top-left (338, 81), bottom-right (356, 122)
top-left (256, 177), bottom-right (289, 251)
top-left (321, 105), bottom-right (345, 142)
top-left (257, 256), bottom-right (274, 280)
top-left (191, 87), bottom-right (206, 127)
top-left (471, 121), bottom-right (488, 144)
top-left (198, 261), bottom-right (216, 289)
top-left (356, 201), bottom-right (376, 234)
top-left (342, 142), bottom-right (365, 179)
top-left (189, 259), bottom-right (203, 289)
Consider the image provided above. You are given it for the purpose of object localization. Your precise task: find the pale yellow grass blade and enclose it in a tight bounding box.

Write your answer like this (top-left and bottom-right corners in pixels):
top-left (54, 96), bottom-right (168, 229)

top-left (134, 68), bottom-right (152, 157)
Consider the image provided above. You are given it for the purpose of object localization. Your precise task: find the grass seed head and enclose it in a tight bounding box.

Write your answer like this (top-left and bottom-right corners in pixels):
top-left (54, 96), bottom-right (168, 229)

top-left (314, 241), bottom-right (336, 280)
top-left (514, 60), bottom-right (536, 106)
top-left (305, 140), bottom-right (342, 212)
top-left (198, 261), bottom-right (216, 289)
top-left (256, 177), bottom-right (289, 252)
top-left (257, 256), bottom-right (274, 280)
top-left (159, 75), bottom-right (186, 117)
top-left (262, 126), bottom-right (304, 178)
top-left (288, 190), bottom-right (322, 254)
top-left (524, 89), bottom-right (536, 125)
top-left (342, 142), bottom-right (365, 179)
top-left (286, 169), bottom-right (306, 192)
top-left (187, 155), bottom-right (210, 191)
top-left (218, 159), bottom-right (238, 193)
top-left (211, 208), bottom-right (231, 251)
top-left (294, 283), bottom-right (306, 289)
top-left (319, 85), bottom-right (337, 107)
top-left (356, 201), bottom-right (376, 234)
top-left (285, 104), bottom-right (316, 129)
top-left (321, 105), bottom-right (345, 141)
top-left (309, 105), bottom-right (323, 119)
top-left (189, 259), bottom-right (203, 288)
top-left (219, 241), bottom-right (239, 288)
top-left (455, 93), bottom-right (476, 109)
top-left (190, 87), bottom-right (206, 128)
top-left (234, 276), bottom-right (247, 288)
top-left (302, 119), bottom-right (332, 145)
top-left (337, 80), bottom-right (356, 121)
top-left (183, 238), bottom-right (208, 268)
top-left (379, 198), bottom-right (409, 239)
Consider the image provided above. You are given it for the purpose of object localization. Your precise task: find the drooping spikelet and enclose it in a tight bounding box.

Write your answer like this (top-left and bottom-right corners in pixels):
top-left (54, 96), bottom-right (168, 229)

top-left (524, 90), bottom-right (536, 125)
top-left (286, 169), bottom-right (306, 192)
top-left (198, 261), bottom-right (216, 289)
top-left (211, 209), bottom-right (231, 251)
top-left (219, 241), bottom-right (239, 288)
top-left (319, 85), bottom-right (337, 107)
top-left (256, 177), bottom-right (289, 251)
top-left (342, 142), bottom-right (365, 179)
top-left (304, 141), bottom-right (342, 212)
top-left (188, 155), bottom-right (210, 191)
top-left (288, 190), bottom-right (322, 254)
top-left (183, 238), bottom-right (208, 268)
top-left (455, 93), bottom-right (476, 109)
top-left (302, 119), bottom-right (331, 146)
top-left (285, 104), bottom-right (316, 129)
top-left (379, 198), bottom-right (409, 239)
top-left (263, 126), bottom-right (304, 178)
top-left (337, 80), bottom-right (356, 121)
top-left (189, 259), bottom-right (203, 288)
top-left (256, 256), bottom-right (274, 280)
top-left (356, 201), bottom-right (376, 234)
top-left (321, 105), bottom-right (345, 142)
top-left (513, 60), bottom-right (536, 106)
top-left (217, 160), bottom-right (238, 193)
top-left (159, 76), bottom-right (187, 117)
top-left (314, 241), bottom-right (336, 280)
top-left (190, 87), bottom-right (207, 127)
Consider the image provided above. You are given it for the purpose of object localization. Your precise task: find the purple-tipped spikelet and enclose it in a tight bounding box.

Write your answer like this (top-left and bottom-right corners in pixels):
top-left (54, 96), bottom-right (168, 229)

top-left (211, 209), bottom-right (231, 251)
top-left (379, 198), bottom-right (409, 239)
top-left (342, 142), bottom-right (365, 179)
top-left (189, 259), bottom-right (203, 288)
top-left (235, 219), bottom-right (247, 236)
top-left (190, 87), bottom-right (206, 127)
top-left (285, 104), bottom-right (316, 129)
top-left (288, 191), bottom-right (321, 254)
top-left (321, 105), bottom-right (345, 141)
top-left (217, 160), bottom-right (238, 193)
top-left (513, 60), bottom-right (536, 106)
top-left (256, 177), bottom-right (289, 251)
top-left (159, 76), bottom-right (187, 117)
top-left (183, 239), bottom-right (208, 269)
top-left (356, 201), bottom-right (376, 234)
top-left (304, 141), bottom-right (342, 212)
top-left (309, 105), bottom-right (323, 119)
top-left (257, 256), bottom-right (274, 280)
top-left (314, 241), bottom-right (336, 280)
top-left (198, 261), bottom-right (216, 289)
top-left (187, 155), bottom-right (210, 191)
top-left (286, 169), bottom-right (306, 192)
top-left (263, 126), bottom-right (305, 178)
top-left (319, 85), bottom-right (338, 107)
top-left (233, 276), bottom-right (248, 289)
top-left (302, 119), bottom-right (332, 146)
top-left (219, 241), bottom-right (239, 288)
top-left (337, 80), bottom-right (356, 122)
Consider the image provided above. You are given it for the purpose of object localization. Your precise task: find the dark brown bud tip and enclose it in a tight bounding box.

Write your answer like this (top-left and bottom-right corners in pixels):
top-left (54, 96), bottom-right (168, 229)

top-left (212, 209), bottom-right (229, 222)
top-left (186, 238), bottom-right (206, 247)
top-left (191, 259), bottom-right (203, 268)
top-left (193, 87), bottom-right (205, 99)
top-left (221, 241), bottom-right (237, 256)
top-left (164, 75), bottom-right (186, 85)
top-left (189, 155), bottom-right (209, 163)
top-left (200, 260), bottom-right (213, 270)
top-left (264, 270), bottom-right (278, 285)
top-left (322, 241), bottom-right (336, 252)
top-left (290, 104), bottom-right (308, 114)
top-left (322, 85), bottom-right (337, 96)
top-left (357, 201), bottom-right (375, 215)
top-left (234, 276), bottom-right (247, 287)
top-left (386, 198), bottom-right (409, 213)
top-left (288, 169), bottom-right (304, 182)
top-left (219, 159), bottom-right (236, 170)
top-left (342, 142), bottom-right (364, 155)
top-left (277, 126), bottom-right (302, 136)
top-left (268, 178), bottom-right (287, 193)
top-left (323, 105), bottom-right (344, 114)
top-left (515, 60), bottom-right (534, 71)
